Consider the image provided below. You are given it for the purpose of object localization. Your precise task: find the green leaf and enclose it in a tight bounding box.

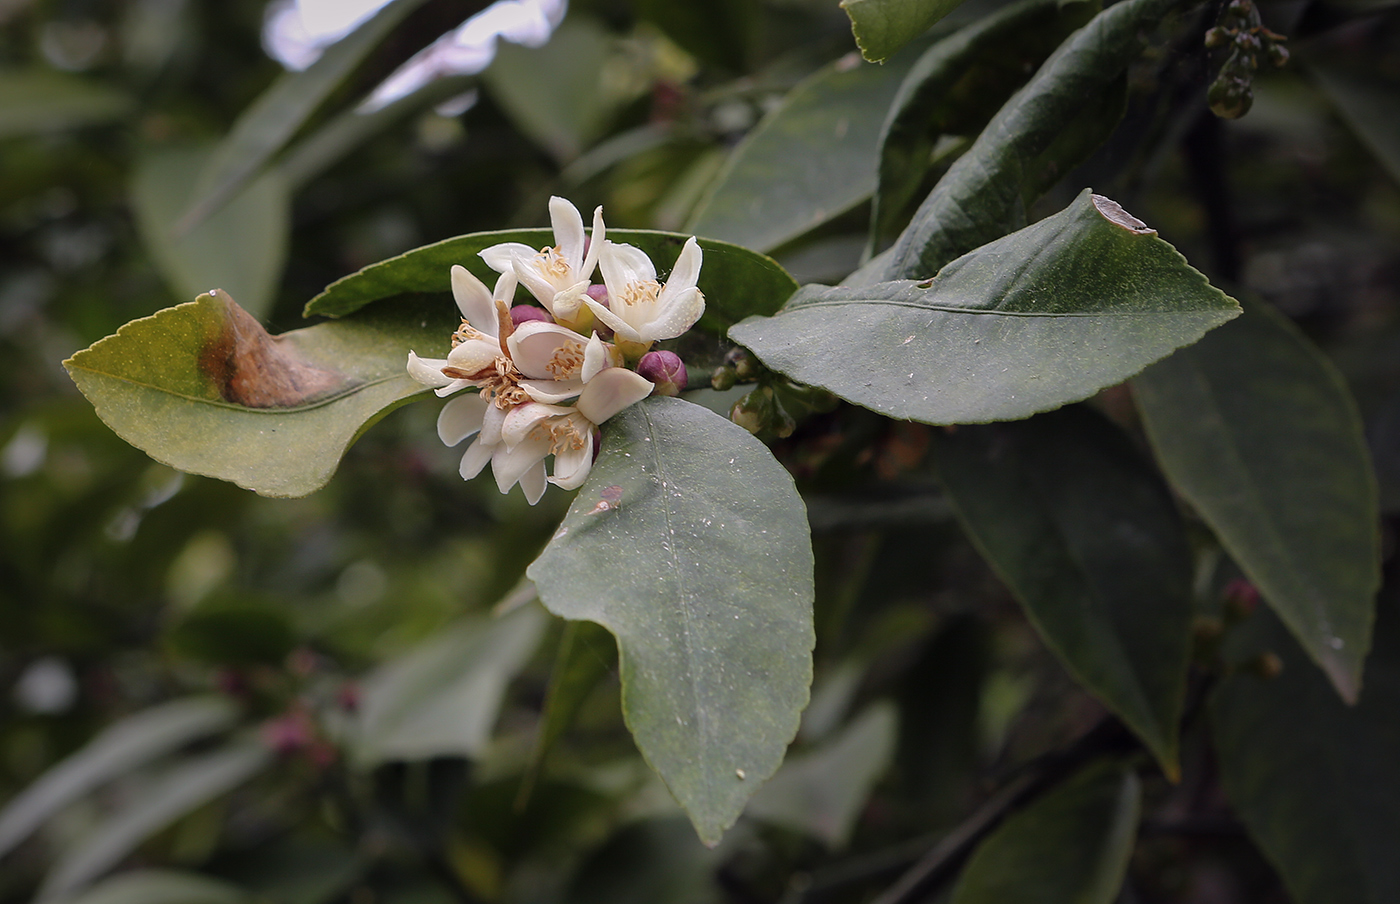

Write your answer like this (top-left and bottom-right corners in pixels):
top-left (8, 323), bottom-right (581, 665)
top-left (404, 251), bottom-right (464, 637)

top-left (482, 16), bottom-right (622, 163)
top-left (518, 619), bottom-right (618, 805)
top-left (871, 0), bottom-right (1098, 250)
top-left (745, 703), bottom-right (897, 848)
top-left (0, 697), bottom-right (237, 858)
top-left (928, 407), bottom-right (1193, 773)
top-left (1133, 300), bottom-right (1379, 702)
top-left (527, 397), bottom-right (815, 846)
top-left (1210, 606), bottom-right (1400, 904)
top-left (39, 742), bottom-right (272, 899)
top-left (355, 605), bottom-right (547, 766)
top-left (950, 760), bottom-right (1141, 904)
top-left (1308, 62), bottom-right (1400, 187)
top-left (178, 0), bottom-right (428, 230)
top-left (51, 870), bottom-right (249, 904)
top-left (131, 145), bottom-right (290, 318)
top-left (0, 69), bottom-right (131, 137)
top-left (732, 190), bottom-right (1239, 425)
top-left (842, 0), bottom-right (970, 63)
top-left (686, 48), bottom-right (923, 254)
top-left (876, 0), bottom-right (1178, 281)
top-left (305, 228), bottom-right (797, 334)
top-left (64, 290), bottom-right (452, 498)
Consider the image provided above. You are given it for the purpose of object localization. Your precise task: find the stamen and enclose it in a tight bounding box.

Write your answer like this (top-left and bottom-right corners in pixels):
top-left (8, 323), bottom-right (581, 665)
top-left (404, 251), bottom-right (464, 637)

top-left (620, 280), bottom-right (661, 307)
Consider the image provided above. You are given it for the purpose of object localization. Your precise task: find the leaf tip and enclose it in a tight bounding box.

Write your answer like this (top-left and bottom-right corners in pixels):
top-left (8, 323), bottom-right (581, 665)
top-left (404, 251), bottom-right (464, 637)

top-left (1091, 194), bottom-right (1156, 235)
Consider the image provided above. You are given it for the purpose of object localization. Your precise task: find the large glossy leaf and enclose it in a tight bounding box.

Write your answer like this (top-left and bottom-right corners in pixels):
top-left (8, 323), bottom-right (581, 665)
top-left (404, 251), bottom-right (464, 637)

top-left (842, 0), bottom-right (969, 62)
top-left (354, 604), bottom-right (548, 766)
top-left (0, 69), bottom-right (131, 137)
top-left (305, 228), bottom-right (797, 333)
top-left (871, 0), bottom-right (1097, 249)
top-left (1210, 606), bottom-right (1400, 904)
top-left (131, 145), bottom-right (290, 317)
top-left (0, 697), bottom-right (237, 858)
top-left (64, 290), bottom-right (452, 498)
top-left (950, 760), bottom-right (1140, 904)
top-left (686, 48), bottom-right (922, 254)
top-left (928, 407), bottom-right (1193, 772)
top-left (731, 191), bottom-right (1239, 425)
top-left (1309, 62), bottom-right (1400, 187)
top-left (528, 397), bottom-right (815, 846)
top-left (39, 742), bottom-right (272, 899)
top-left (745, 703), bottom-right (896, 848)
top-left (1133, 300), bottom-right (1379, 702)
top-left (875, 0), bottom-right (1177, 281)
top-left (51, 871), bottom-right (248, 904)
top-left (482, 16), bottom-right (618, 163)
top-left (178, 0), bottom-right (429, 230)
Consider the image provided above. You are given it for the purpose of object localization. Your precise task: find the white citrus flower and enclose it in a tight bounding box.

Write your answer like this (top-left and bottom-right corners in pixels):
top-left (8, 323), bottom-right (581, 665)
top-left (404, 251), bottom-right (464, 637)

top-left (435, 392), bottom-right (548, 505)
top-left (480, 196), bottom-right (604, 329)
top-left (498, 367), bottom-right (653, 491)
top-left (585, 236), bottom-right (704, 356)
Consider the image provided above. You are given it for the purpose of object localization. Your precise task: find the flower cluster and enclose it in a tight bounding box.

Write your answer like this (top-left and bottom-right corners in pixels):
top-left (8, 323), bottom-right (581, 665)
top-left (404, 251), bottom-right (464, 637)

top-left (407, 197), bottom-right (703, 504)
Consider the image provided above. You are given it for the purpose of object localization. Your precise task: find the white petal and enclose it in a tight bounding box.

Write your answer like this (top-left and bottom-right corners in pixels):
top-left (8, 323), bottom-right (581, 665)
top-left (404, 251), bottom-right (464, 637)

top-left (458, 436), bottom-right (494, 479)
top-left (407, 352), bottom-right (452, 387)
top-left (639, 287), bottom-right (706, 343)
top-left (501, 402), bottom-right (570, 448)
top-left (492, 435), bottom-right (551, 493)
top-left (520, 460), bottom-right (548, 505)
top-left (434, 379), bottom-right (473, 398)
top-left (599, 240), bottom-right (657, 297)
top-left (480, 401), bottom-right (507, 445)
top-left (550, 280), bottom-right (590, 321)
top-left (584, 298), bottom-right (642, 343)
top-left (480, 242), bottom-right (536, 273)
top-left (576, 368), bottom-right (653, 424)
top-left (451, 265), bottom-right (498, 335)
top-left (508, 320), bottom-right (589, 381)
top-left (550, 440), bottom-right (594, 490)
top-left (665, 237), bottom-right (703, 294)
top-left (437, 393), bottom-right (487, 446)
top-left (445, 337), bottom-right (500, 374)
top-left (512, 252), bottom-right (563, 311)
top-left (582, 333), bottom-right (609, 383)
top-left (549, 196), bottom-right (586, 272)
top-left (580, 205), bottom-right (605, 280)
top-left (521, 378), bottom-right (584, 404)
top-left (491, 270), bottom-right (519, 304)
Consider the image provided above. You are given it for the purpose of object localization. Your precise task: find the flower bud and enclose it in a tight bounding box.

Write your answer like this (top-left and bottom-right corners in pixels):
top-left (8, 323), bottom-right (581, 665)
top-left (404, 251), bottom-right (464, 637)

top-left (637, 350), bottom-right (687, 396)
top-left (510, 305), bottom-right (553, 326)
top-left (585, 283), bottom-right (610, 308)
top-left (724, 347), bottom-right (760, 381)
top-left (711, 366), bottom-right (737, 391)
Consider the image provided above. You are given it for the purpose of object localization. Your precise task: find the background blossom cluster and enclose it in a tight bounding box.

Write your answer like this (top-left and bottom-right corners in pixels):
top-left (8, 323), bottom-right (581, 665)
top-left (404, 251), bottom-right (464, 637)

top-left (407, 197), bottom-right (703, 504)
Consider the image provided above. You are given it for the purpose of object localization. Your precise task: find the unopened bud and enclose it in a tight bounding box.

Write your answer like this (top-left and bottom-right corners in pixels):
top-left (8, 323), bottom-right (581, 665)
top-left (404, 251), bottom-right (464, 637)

top-left (730, 388), bottom-right (771, 434)
top-left (1267, 43), bottom-right (1289, 66)
top-left (1246, 651), bottom-right (1283, 680)
top-left (638, 350), bottom-right (687, 397)
top-left (1222, 578), bottom-right (1260, 620)
top-left (711, 366), bottom-right (737, 391)
top-left (1205, 26), bottom-right (1230, 48)
top-left (725, 347), bottom-right (759, 381)
top-left (510, 305), bottom-right (553, 326)
top-left (585, 284), bottom-right (610, 308)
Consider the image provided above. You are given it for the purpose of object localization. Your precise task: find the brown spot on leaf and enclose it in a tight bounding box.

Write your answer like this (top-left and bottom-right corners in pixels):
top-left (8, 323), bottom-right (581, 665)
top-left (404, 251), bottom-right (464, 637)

top-left (1091, 194), bottom-right (1156, 235)
top-left (199, 289), bottom-right (353, 408)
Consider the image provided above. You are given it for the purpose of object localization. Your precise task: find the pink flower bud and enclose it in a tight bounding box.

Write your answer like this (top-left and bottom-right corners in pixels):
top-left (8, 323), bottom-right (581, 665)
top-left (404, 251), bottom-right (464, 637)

top-left (510, 305), bottom-right (553, 326)
top-left (585, 284), bottom-right (610, 308)
top-left (637, 350), bottom-right (687, 397)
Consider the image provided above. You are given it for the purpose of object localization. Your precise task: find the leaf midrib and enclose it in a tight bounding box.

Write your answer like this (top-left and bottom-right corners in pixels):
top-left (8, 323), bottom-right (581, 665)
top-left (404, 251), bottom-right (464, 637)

top-left (785, 299), bottom-right (1223, 317)
top-left (67, 364), bottom-right (412, 414)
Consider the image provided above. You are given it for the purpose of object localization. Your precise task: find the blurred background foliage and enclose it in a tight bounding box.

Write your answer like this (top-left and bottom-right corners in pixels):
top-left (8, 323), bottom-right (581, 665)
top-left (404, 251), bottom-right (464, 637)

top-left (2, 0), bottom-right (1399, 901)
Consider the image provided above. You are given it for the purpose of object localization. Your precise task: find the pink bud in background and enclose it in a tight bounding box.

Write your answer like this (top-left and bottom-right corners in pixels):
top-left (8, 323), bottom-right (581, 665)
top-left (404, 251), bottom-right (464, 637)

top-left (585, 284), bottom-right (610, 308)
top-left (637, 350), bottom-right (687, 397)
top-left (510, 305), bottom-right (553, 327)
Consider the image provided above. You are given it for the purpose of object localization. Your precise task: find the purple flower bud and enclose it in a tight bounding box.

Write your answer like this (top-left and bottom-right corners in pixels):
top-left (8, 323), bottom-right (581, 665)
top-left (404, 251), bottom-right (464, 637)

top-left (585, 283), bottom-right (610, 309)
top-left (510, 305), bottom-right (553, 326)
top-left (637, 350), bottom-right (687, 397)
